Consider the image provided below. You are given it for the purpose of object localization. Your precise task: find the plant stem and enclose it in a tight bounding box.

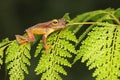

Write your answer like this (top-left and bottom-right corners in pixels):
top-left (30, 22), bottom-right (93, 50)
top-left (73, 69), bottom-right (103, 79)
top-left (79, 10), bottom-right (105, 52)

top-left (67, 22), bottom-right (97, 26)
top-left (67, 22), bottom-right (119, 27)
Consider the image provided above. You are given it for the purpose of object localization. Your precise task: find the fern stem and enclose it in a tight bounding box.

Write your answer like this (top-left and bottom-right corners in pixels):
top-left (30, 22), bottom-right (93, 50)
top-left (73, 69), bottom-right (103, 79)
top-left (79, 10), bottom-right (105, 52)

top-left (67, 22), bottom-right (119, 27)
top-left (67, 22), bottom-right (97, 26)
top-left (110, 27), bottom-right (117, 79)
top-left (49, 32), bottom-right (60, 80)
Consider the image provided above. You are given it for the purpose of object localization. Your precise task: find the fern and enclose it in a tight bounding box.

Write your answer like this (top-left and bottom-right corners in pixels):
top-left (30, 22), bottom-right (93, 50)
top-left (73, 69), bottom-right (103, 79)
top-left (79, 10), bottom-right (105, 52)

top-left (34, 29), bottom-right (77, 80)
top-left (5, 40), bottom-right (31, 80)
top-left (74, 8), bottom-right (120, 80)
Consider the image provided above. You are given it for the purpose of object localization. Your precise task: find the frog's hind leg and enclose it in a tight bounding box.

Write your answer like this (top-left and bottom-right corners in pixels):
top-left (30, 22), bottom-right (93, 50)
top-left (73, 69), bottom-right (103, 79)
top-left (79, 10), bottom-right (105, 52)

top-left (15, 35), bottom-right (28, 44)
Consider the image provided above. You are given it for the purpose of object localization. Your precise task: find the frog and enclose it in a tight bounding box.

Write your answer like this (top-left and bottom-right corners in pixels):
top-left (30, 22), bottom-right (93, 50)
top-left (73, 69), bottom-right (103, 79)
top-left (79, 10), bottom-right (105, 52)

top-left (15, 18), bottom-right (66, 50)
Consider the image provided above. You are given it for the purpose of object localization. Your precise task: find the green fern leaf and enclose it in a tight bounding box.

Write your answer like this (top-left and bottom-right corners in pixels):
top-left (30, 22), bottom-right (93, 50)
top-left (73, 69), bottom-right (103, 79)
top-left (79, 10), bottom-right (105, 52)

top-left (0, 38), bottom-right (10, 68)
top-left (114, 8), bottom-right (120, 18)
top-left (63, 13), bottom-right (71, 22)
top-left (0, 47), bottom-right (4, 68)
top-left (59, 30), bottom-right (78, 43)
top-left (34, 40), bottom-right (43, 57)
top-left (5, 40), bottom-right (31, 80)
top-left (35, 53), bottom-right (51, 75)
top-left (35, 29), bottom-right (77, 80)
top-left (0, 38), bottom-right (10, 47)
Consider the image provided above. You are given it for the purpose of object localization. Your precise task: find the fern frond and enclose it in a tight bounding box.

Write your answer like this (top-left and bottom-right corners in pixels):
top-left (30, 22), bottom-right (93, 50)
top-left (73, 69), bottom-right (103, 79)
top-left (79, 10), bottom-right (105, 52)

top-left (5, 40), bottom-right (31, 80)
top-left (75, 25), bottom-right (120, 79)
top-left (34, 40), bottom-right (43, 57)
top-left (0, 38), bottom-right (10, 68)
top-left (73, 8), bottom-right (120, 80)
top-left (35, 29), bottom-right (77, 80)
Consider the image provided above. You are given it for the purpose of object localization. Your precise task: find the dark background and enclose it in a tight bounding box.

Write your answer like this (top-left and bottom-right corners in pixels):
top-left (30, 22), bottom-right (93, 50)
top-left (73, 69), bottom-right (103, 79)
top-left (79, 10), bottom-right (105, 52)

top-left (0, 0), bottom-right (120, 80)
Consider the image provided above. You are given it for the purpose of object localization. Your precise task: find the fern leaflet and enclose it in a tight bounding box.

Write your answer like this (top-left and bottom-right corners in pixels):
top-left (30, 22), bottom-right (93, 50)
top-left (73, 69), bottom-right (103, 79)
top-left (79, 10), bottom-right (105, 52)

top-left (0, 38), bottom-right (10, 68)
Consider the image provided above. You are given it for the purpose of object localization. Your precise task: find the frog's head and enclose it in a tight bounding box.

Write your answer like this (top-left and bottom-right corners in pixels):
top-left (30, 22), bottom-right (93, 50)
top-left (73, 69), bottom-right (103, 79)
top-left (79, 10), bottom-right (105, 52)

top-left (51, 18), bottom-right (66, 29)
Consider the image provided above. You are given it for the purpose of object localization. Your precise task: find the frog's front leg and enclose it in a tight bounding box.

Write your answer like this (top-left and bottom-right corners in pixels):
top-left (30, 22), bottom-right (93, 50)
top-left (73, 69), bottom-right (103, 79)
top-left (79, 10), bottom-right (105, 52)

top-left (42, 34), bottom-right (51, 50)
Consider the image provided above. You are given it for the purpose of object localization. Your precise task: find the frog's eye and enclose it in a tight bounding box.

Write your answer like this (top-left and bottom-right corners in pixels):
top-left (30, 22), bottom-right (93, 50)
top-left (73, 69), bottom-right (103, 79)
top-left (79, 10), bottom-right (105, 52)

top-left (52, 19), bottom-right (58, 25)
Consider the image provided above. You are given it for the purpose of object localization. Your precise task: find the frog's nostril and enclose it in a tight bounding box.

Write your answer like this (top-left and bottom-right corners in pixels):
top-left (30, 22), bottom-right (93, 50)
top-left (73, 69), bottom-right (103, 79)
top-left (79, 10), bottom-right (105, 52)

top-left (62, 23), bottom-right (66, 26)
